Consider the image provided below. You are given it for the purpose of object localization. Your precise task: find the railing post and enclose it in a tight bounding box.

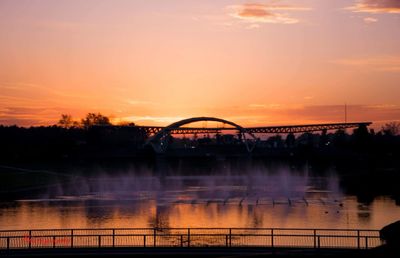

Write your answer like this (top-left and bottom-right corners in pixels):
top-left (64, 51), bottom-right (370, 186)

top-left (226, 235), bottom-right (228, 247)
top-left (187, 228), bottom-right (190, 247)
top-left (53, 236), bottom-right (56, 248)
top-left (7, 237), bottom-right (10, 250)
top-left (112, 229), bottom-right (115, 248)
top-left (313, 229), bottom-right (317, 249)
top-left (153, 229), bottom-right (156, 247)
top-left (229, 228), bottom-right (232, 247)
top-left (180, 235), bottom-right (183, 247)
top-left (28, 230), bottom-right (32, 249)
top-left (71, 229), bottom-right (74, 248)
top-left (317, 236), bottom-right (320, 249)
top-left (365, 236), bottom-right (368, 249)
top-left (357, 230), bottom-right (360, 249)
top-left (144, 235), bottom-right (146, 247)
top-left (98, 235), bottom-right (101, 248)
top-left (271, 229), bottom-right (274, 248)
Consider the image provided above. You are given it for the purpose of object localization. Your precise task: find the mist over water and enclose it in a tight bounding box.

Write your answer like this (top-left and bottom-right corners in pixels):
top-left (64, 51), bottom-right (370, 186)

top-left (41, 161), bottom-right (341, 204)
top-left (1, 159), bottom-right (400, 230)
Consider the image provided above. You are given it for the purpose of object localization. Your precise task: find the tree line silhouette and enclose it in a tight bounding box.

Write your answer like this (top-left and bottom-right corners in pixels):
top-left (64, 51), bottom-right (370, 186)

top-left (58, 113), bottom-right (113, 128)
top-left (0, 113), bottom-right (399, 161)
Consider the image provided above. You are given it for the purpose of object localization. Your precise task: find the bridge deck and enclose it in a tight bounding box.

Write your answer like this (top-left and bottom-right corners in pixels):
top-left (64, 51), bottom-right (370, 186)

top-left (138, 122), bottom-right (372, 135)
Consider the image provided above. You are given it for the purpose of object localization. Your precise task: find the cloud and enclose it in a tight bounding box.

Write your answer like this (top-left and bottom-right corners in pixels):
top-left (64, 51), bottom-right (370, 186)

top-left (348, 0), bottom-right (400, 13)
top-left (126, 99), bottom-right (158, 106)
top-left (248, 104), bottom-right (284, 109)
top-left (228, 2), bottom-right (311, 25)
top-left (1, 102), bottom-right (399, 129)
top-left (0, 82), bottom-right (100, 126)
top-left (332, 56), bottom-right (400, 72)
top-left (363, 17), bottom-right (378, 23)
top-left (0, 107), bottom-right (69, 126)
top-left (121, 116), bottom-right (187, 125)
top-left (247, 23), bottom-right (261, 29)
top-left (248, 104), bottom-right (267, 108)
top-left (271, 105), bottom-right (400, 128)
top-left (212, 104), bottom-right (400, 129)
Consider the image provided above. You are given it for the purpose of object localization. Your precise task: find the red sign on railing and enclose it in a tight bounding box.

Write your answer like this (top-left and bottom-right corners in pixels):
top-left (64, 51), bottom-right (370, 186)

top-left (23, 235), bottom-right (70, 245)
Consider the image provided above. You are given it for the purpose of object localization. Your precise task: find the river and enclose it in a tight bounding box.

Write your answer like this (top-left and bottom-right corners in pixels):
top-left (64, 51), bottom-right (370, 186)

top-left (1, 159), bottom-right (399, 230)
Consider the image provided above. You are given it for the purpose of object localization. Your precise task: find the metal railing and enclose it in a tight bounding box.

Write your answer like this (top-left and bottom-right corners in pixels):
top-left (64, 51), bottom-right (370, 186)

top-left (0, 228), bottom-right (381, 250)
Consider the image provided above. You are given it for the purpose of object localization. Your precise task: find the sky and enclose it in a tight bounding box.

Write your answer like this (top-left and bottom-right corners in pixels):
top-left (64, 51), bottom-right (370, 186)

top-left (0, 0), bottom-right (400, 128)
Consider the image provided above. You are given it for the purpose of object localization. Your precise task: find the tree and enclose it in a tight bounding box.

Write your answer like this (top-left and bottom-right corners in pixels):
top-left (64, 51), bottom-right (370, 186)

top-left (352, 124), bottom-right (371, 148)
top-left (285, 133), bottom-right (295, 148)
top-left (333, 129), bottom-right (347, 148)
top-left (118, 121), bottom-right (136, 126)
top-left (58, 114), bottom-right (74, 128)
top-left (81, 113), bottom-right (111, 129)
top-left (381, 122), bottom-right (400, 136)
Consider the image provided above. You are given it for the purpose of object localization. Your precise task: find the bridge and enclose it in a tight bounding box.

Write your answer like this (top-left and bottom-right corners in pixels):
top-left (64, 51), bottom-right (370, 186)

top-left (140, 117), bottom-right (372, 153)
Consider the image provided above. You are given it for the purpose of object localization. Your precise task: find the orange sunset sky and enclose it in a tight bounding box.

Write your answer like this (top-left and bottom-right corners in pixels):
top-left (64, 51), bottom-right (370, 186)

top-left (0, 0), bottom-right (399, 128)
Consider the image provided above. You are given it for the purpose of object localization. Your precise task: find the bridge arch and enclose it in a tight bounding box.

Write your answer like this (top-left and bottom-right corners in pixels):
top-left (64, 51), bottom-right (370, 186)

top-left (146, 117), bottom-right (257, 153)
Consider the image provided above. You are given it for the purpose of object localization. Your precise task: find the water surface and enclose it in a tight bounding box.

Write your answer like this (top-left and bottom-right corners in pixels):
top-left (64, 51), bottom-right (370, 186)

top-left (1, 160), bottom-right (399, 230)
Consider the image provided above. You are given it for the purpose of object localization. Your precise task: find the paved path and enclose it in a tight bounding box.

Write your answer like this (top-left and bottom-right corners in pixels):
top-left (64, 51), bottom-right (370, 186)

top-left (0, 247), bottom-right (382, 258)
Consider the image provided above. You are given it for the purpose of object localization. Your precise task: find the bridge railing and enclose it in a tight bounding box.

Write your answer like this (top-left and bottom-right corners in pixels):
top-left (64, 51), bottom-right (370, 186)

top-left (0, 228), bottom-right (381, 250)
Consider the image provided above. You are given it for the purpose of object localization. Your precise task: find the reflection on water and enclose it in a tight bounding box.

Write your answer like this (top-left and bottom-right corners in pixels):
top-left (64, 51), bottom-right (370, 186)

top-left (1, 160), bottom-right (399, 230)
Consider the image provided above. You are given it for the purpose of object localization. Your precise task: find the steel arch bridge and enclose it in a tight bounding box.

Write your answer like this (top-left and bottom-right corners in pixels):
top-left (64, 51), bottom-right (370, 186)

top-left (146, 117), bottom-right (258, 153)
top-left (143, 117), bottom-right (372, 154)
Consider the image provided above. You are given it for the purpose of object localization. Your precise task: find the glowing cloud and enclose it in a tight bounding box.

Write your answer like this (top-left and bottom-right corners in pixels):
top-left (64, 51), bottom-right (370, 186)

top-left (348, 0), bottom-right (400, 13)
top-left (228, 3), bottom-right (311, 25)
top-left (363, 17), bottom-right (378, 23)
top-left (332, 56), bottom-right (400, 72)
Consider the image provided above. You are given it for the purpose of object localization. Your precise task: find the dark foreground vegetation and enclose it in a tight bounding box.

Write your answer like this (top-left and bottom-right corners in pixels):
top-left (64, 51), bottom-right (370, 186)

top-left (0, 113), bottom-right (399, 163)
